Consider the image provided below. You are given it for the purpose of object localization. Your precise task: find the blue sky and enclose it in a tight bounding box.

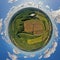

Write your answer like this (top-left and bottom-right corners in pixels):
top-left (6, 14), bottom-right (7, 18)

top-left (0, 0), bottom-right (60, 18)
top-left (44, 0), bottom-right (60, 10)
top-left (0, 0), bottom-right (60, 60)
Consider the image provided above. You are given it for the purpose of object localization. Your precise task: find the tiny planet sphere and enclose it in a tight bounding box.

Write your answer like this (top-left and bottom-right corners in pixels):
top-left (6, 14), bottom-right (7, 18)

top-left (8, 7), bottom-right (53, 52)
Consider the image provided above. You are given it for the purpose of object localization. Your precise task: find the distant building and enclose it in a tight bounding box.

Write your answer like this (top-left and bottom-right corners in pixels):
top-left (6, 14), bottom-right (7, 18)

top-left (30, 13), bottom-right (35, 17)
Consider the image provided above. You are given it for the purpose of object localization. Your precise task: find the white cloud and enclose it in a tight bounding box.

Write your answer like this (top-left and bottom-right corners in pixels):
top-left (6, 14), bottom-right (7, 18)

top-left (54, 30), bottom-right (58, 37)
top-left (51, 9), bottom-right (60, 41)
top-left (51, 9), bottom-right (60, 18)
top-left (6, 58), bottom-right (10, 60)
top-left (44, 42), bottom-right (57, 58)
top-left (0, 18), bottom-right (3, 33)
top-left (8, 0), bottom-right (18, 3)
top-left (8, 52), bottom-right (18, 60)
top-left (53, 24), bottom-right (58, 38)
top-left (56, 15), bottom-right (60, 23)
top-left (2, 35), bottom-right (12, 44)
top-left (23, 54), bottom-right (35, 58)
top-left (38, 1), bottom-right (43, 6)
top-left (45, 5), bottom-right (50, 9)
top-left (38, 55), bottom-right (43, 59)
top-left (24, 56), bottom-right (28, 58)
top-left (38, 1), bottom-right (43, 8)
top-left (13, 48), bottom-right (21, 54)
top-left (27, 2), bottom-right (34, 6)
top-left (51, 9), bottom-right (60, 23)
top-left (29, 54), bottom-right (35, 58)
top-left (51, 9), bottom-right (60, 39)
top-left (0, 32), bottom-right (4, 35)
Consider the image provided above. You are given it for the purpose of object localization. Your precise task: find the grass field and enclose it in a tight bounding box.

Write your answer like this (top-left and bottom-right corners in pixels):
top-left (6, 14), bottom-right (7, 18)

top-left (8, 7), bottom-right (53, 52)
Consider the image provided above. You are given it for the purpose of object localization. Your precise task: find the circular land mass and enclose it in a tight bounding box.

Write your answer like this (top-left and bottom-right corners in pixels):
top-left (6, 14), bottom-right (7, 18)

top-left (8, 7), bottom-right (53, 52)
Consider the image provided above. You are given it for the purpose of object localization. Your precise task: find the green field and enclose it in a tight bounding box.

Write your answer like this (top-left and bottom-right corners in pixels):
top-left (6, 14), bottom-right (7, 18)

top-left (8, 7), bottom-right (53, 52)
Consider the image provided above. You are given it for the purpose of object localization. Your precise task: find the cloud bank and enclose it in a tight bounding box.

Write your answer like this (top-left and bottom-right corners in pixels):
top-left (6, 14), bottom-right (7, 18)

top-left (51, 9), bottom-right (60, 23)
top-left (8, 0), bottom-right (18, 3)
top-left (44, 42), bottom-right (57, 58)
top-left (13, 48), bottom-right (21, 54)
top-left (8, 52), bottom-right (18, 60)
top-left (0, 19), bottom-right (3, 33)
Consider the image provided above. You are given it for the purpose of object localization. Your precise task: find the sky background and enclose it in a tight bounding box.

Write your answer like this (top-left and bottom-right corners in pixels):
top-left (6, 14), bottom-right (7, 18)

top-left (0, 0), bottom-right (60, 60)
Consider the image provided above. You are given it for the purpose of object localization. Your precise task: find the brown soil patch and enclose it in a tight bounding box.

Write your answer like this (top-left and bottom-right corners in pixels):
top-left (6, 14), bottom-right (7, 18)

top-left (24, 20), bottom-right (44, 36)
